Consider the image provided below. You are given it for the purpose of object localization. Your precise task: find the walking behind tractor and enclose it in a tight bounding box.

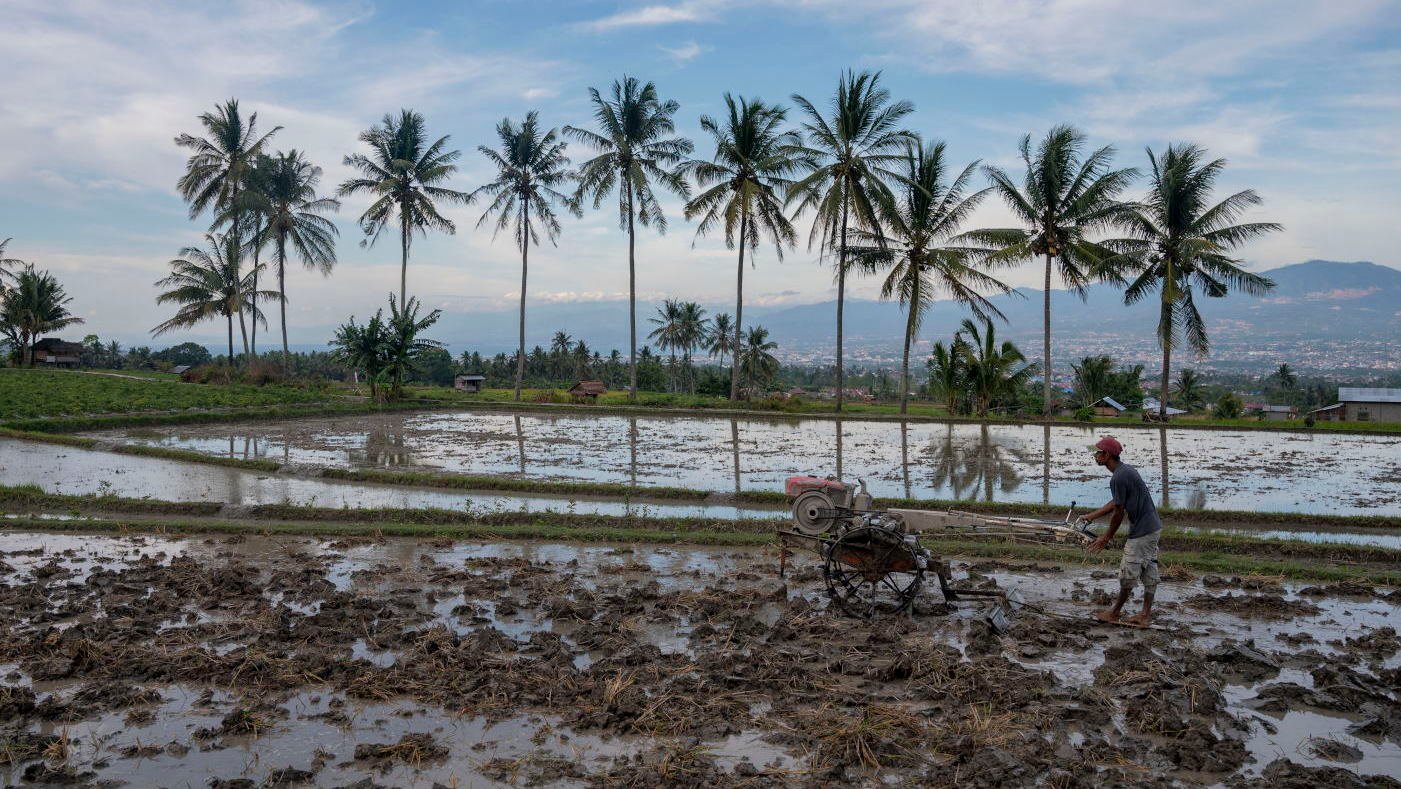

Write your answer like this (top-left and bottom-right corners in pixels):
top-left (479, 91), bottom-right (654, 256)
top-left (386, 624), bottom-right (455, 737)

top-left (780, 475), bottom-right (1097, 623)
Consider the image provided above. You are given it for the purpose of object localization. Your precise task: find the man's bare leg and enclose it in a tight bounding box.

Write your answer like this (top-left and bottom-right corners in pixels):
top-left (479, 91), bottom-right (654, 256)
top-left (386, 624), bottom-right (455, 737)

top-left (1122, 591), bottom-right (1155, 626)
top-left (1095, 587), bottom-right (1132, 622)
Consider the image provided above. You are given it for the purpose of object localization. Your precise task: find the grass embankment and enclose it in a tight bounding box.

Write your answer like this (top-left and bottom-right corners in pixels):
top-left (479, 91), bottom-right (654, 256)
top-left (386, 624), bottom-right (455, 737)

top-left (3, 485), bottom-right (1398, 582)
top-left (389, 385), bottom-right (1398, 433)
top-left (0, 368), bottom-right (333, 420)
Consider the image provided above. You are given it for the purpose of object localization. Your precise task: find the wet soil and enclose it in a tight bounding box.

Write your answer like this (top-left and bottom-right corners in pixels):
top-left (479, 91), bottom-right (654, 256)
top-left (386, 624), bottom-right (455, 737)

top-left (1, 531), bottom-right (1398, 786)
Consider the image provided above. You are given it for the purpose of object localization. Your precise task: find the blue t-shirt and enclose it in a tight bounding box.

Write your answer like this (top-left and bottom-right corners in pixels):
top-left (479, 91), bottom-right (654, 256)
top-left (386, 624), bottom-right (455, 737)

top-left (1110, 462), bottom-right (1162, 539)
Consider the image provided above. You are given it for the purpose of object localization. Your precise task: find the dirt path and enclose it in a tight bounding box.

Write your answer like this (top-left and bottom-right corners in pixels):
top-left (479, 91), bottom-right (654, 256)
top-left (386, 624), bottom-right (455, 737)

top-left (1, 531), bottom-right (1397, 786)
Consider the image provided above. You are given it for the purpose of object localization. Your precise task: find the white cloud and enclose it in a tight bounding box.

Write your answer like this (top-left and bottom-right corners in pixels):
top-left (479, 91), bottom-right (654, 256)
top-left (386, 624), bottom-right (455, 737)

top-left (582, 2), bottom-right (716, 31)
top-left (659, 41), bottom-right (706, 64)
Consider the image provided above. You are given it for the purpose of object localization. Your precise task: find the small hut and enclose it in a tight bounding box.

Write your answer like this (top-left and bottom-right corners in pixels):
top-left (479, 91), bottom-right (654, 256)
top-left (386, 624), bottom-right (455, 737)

top-left (454, 374), bottom-right (486, 393)
top-left (568, 379), bottom-right (607, 403)
top-left (1090, 396), bottom-right (1126, 418)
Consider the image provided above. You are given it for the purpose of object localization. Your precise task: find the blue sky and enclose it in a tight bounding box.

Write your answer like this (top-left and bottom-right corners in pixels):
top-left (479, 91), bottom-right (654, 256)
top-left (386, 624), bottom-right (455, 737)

top-left (2, 0), bottom-right (1399, 347)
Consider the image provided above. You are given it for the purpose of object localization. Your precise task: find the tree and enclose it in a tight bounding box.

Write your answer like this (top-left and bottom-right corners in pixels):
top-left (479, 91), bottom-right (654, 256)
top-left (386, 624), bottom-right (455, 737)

top-left (972, 125), bottom-right (1138, 417)
top-left (566, 76), bottom-right (694, 402)
top-left (647, 299), bottom-right (707, 392)
top-left (0, 238), bottom-right (23, 300)
top-left (1119, 143), bottom-right (1279, 418)
top-left (471, 112), bottom-right (578, 401)
top-left (956, 317), bottom-right (1036, 417)
top-left (329, 310), bottom-right (390, 400)
top-left (926, 339), bottom-right (966, 414)
top-left (739, 325), bottom-right (779, 391)
top-left (1272, 363), bottom-right (1297, 390)
top-left (383, 294), bottom-right (443, 399)
top-left (705, 312), bottom-right (736, 373)
top-left (245, 150), bottom-right (340, 367)
top-left (788, 70), bottom-right (914, 412)
top-left (1070, 355), bottom-right (1114, 409)
top-left (848, 139), bottom-right (1012, 414)
top-left (550, 330), bottom-right (573, 380)
top-left (683, 94), bottom-right (805, 401)
top-left (1213, 391), bottom-right (1244, 419)
top-left (0, 267), bottom-right (85, 367)
top-left (1174, 368), bottom-right (1205, 412)
top-left (174, 99), bottom-right (280, 357)
top-left (152, 234), bottom-right (276, 363)
top-left (339, 109), bottom-right (470, 304)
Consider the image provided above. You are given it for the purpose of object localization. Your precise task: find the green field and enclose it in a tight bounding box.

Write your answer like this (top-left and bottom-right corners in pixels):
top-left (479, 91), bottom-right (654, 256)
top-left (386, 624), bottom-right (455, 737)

top-left (0, 368), bottom-right (333, 420)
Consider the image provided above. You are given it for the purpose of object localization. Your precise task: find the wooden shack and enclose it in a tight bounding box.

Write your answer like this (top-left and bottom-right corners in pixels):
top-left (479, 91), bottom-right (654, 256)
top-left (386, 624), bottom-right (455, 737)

top-left (1090, 396), bottom-right (1126, 418)
top-left (568, 379), bottom-right (607, 403)
top-left (454, 374), bottom-right (486, 393)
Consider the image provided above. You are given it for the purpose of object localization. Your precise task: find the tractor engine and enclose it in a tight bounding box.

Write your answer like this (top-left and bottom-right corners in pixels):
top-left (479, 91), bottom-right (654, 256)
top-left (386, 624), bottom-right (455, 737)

top-left (785, 475), bottom-right (873, 534)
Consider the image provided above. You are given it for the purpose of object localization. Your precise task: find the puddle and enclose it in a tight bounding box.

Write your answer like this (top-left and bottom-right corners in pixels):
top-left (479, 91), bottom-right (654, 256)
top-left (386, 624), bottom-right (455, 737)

top-left (83, 408), bottom-right (1401, 514)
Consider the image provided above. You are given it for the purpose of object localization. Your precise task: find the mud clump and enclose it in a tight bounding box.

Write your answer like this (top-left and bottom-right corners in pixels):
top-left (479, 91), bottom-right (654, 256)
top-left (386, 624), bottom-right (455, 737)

top-left (353, 733), bottom-right (448, 769)
top-left (1228, 757), bottom-right (1401, 788)
top-left (1184, 592), bottom-right (1320, 619)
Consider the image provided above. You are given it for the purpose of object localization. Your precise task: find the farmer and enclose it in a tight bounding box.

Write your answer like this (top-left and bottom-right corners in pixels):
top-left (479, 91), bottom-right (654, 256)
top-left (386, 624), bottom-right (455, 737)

top-left (1077, 435), bottom-right (1162, 626)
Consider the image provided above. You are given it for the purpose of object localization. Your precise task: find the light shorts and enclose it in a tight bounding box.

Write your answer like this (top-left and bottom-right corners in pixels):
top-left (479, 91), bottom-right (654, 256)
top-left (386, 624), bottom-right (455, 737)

top-left (1119, 530), bottom-right (1161, 593)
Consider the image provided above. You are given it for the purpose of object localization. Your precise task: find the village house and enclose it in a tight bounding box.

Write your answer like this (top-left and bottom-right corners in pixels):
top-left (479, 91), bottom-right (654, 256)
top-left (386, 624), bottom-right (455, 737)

top-left (30, 338), bottom-right (84, 368)
top-left (1308, 387), bottom-right (1401, 423)
top-left (1245, 403), bottom-right (1298, 421)
top-left (1140, 397), bottom-right (1187, 417)
top-left (453, 374), bottom-right (486, 393)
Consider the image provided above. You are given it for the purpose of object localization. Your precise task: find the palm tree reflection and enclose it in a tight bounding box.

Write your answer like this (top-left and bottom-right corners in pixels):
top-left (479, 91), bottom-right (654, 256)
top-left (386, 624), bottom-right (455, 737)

top-left (358, 429), bottom-right (412, 468)
top-left (920, 424), bottom-right (1031, 501)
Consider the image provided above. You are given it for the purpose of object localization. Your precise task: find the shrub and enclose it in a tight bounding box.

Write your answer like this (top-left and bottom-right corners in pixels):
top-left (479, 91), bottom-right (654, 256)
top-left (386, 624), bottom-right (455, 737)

top-left (1074, 406), bottom-right (1095, 422)
top-left (1213, 392), bottom-right (1244, 419)
top-left (1303, 415), bottom-right (1316, 428)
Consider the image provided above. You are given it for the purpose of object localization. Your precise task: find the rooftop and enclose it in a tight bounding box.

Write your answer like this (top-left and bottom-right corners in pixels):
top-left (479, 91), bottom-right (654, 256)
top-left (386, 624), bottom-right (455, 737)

top-left (1338, 387), bottom-right (1401, 403)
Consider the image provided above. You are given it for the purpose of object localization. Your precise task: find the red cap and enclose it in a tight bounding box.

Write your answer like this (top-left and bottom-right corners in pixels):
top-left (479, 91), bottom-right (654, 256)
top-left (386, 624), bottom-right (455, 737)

top-left (1090, 436), bottom-right (1123, 456)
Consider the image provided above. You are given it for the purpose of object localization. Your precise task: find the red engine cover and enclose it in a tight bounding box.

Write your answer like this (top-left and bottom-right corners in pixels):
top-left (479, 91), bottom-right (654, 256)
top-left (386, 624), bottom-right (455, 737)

top-left (785, 475), bottom-right (848, 497)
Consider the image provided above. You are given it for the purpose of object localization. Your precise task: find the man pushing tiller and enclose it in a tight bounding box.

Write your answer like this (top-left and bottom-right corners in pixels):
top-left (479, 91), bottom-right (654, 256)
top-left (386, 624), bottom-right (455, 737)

top-left (1076, 435), bottom-right (1162, 626)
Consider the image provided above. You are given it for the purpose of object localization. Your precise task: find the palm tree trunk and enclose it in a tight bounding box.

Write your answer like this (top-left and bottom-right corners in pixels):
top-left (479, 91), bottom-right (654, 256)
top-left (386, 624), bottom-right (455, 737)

top-left (899, 301), bottom-right (916, 415)
top-left (400, 209), bottom-right (410, 306)
top-left (626, 180), bottom-right (638, 403)
top-left (279, 237), bottom-right (290, 371)
top-left (238, 307), bottom-right (250, 359)
top-left (1042, 252), bottom-right (1053, 419)
top-left (731, 213), bottom-right (747, 402)
top-left (227, 314), bottom-right (234, 365)
top-left (251, 235), bottom-right (260, 358)
top-left (1159, 300), bottom-right (1172, 419)
top-left (515, 202), bottom-right (529, 402)
top-left (836, 198), bottom-right (850, 413)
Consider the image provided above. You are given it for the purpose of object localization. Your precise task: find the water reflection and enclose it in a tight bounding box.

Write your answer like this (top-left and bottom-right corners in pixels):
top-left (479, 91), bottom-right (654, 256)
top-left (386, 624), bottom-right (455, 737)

top-left (89, 411), bottom-right (1401, 515)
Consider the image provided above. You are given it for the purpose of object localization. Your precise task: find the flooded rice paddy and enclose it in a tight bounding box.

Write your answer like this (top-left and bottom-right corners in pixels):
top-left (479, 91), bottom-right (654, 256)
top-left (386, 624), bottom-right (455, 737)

top-left (1, 531), bottom-right (1397, 786)
top-left (0, 439), bottom-right (780, 520)
top-left (89, 409), bottom-right (1401, 516)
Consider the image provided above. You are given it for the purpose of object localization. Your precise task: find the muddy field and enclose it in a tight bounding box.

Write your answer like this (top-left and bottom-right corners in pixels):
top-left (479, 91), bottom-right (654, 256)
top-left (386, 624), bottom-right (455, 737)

top-left (90, 410), bottom-right (1401, 515)
top-left (1, 531), bottom-right (1398, 787)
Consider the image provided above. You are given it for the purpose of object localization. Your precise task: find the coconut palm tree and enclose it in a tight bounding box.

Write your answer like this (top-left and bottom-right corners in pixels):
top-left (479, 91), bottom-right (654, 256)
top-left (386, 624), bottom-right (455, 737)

top-left (383, 294), bottom-right (443, 399)
top-left (739, 325), bottom-right (779, 391)
top-left (174, 100), bottom-right (280, 354)
top-left (848, 139), bottom-right (1014, 414)
top-left (957, 317), bottom-right (1036, 418)
top-left (565, 76), bottom-right (694, 402)
top-left (470, 112), bottom-right (578, 401)
top-left (926, 339), bottom-right (966, 414)
top-left (152, 234), bottom-right (276, 363)
top-left (971, 125), bottom-right (1138, 417)
top-left (648, 299), bottom-right (685, 391)
top-left (0, 238), bottom-right (22, 297)
top-left (1070, 355), bottom-right (1114, 409)
top-left (675, 300), bottom-right (708, 393)
top-left (329, 310), bottom-right (390, 401)
top-left (1117, 144), bottom-right (1278, 418)
top-left (683, 94), bottom-right (806, 401)
top-left (338, 109), bottom-right (470, 304)
top-left (706, 312), bottom-right (736, 372)
top-left (788, 70), bottom-right (915, 412)
top-left (1272, 362), bottom-right (1297, 390)
top-left (243, 150), bottom-right (340, 367)
top-left (0, 267), bottom-right (85, 367)
top-left (1174, 368), bottom-right (1205, 412)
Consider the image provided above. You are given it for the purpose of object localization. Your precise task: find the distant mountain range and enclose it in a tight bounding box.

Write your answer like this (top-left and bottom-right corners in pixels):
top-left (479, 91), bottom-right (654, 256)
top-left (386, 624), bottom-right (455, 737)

top-left (175, 260), bottom-right (1400, 371)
